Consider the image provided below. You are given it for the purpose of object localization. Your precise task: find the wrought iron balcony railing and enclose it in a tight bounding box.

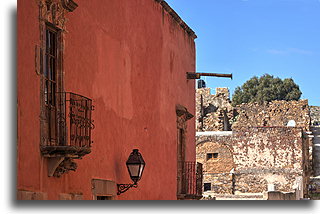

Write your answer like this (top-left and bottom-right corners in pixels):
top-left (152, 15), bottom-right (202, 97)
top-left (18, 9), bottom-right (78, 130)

top-left (178, 161), bottom-right (203, 199)
top-left (41, 92), bottom-right (94, 157)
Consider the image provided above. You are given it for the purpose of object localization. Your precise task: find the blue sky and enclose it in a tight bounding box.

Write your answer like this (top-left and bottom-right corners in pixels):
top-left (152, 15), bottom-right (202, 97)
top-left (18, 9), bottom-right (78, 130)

top-left (166, 0), bottom-right (320, 106)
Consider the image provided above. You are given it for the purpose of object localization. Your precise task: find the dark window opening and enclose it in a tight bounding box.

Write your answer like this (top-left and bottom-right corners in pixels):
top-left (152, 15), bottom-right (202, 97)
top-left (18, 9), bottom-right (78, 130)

top-left (96, 196), bottom-right (113, 200)
top-left (204, 183), bottom-right (211, 192)
top-left (207, 153), bottom-right (219, 160)
top-left (223, 110), bottom-right (231, 131)
top-left (44, 24), bottom-right (59, 143)
top-left (45, 27), bottom-right (57, 107)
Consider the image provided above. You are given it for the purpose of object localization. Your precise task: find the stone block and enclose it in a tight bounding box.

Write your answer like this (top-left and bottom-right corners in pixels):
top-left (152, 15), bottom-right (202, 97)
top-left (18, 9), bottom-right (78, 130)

top-left (59, 193), bottom-right (72, 200)
top-left (17, 190), bottom-right (34, 200)
top-left (72, 194), bottom-right (83, 200)
top-left (267, 191), bottom-right (284, 200)
top-left (17, 190), bottom-right (48, 200)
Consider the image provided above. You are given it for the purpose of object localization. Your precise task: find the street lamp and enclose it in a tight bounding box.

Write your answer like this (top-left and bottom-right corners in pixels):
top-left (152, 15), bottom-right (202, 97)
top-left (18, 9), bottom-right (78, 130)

top-left (117, 149), bottom-right (145, 195)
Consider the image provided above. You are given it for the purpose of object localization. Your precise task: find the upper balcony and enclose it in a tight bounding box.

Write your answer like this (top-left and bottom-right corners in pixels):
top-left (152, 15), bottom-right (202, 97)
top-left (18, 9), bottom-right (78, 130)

top-left (40, 92), bottom-right (94, 158)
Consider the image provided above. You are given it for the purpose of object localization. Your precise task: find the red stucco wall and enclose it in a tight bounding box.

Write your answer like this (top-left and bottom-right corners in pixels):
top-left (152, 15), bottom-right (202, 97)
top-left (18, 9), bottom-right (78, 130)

top-left (17, 0), bottom-right (196, 200)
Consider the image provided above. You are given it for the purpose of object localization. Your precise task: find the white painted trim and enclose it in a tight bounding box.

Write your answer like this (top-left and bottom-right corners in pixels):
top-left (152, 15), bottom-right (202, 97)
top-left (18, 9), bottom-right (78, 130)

top-left (196, 131), bottom-right (233, 136)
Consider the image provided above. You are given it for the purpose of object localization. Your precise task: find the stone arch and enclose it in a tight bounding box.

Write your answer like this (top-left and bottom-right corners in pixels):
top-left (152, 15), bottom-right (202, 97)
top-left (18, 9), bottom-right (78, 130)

top-left (196, 141), bottom-right (234, 174)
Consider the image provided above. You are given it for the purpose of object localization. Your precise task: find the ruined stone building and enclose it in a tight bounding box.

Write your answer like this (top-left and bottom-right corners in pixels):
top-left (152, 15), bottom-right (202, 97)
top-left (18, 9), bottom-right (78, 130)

top-left (196, 82), bottom-right (313, 200)
top-left (196, 86), bottom-right (234, 132)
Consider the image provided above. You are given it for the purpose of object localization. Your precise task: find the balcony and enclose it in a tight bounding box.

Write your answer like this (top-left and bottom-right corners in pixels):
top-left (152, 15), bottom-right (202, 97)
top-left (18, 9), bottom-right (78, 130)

top-left (41, 92), bottom-right (94, 158)
top-left (178, 161), bottom-right (203, 200)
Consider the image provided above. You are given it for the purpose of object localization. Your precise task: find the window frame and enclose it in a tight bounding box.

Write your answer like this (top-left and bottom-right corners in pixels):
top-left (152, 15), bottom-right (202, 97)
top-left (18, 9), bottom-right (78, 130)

top-left (44, 24), bottom-right (58, 107)
top-left (41, 22), bottom-right (63, 145)
top-left (207, 152), bottom-right (219, 160)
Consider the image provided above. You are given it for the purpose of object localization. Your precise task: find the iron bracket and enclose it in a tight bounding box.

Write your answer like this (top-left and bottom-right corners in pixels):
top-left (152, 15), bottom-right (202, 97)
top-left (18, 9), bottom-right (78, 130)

top-left (117, 183), bottom-right (138, 195)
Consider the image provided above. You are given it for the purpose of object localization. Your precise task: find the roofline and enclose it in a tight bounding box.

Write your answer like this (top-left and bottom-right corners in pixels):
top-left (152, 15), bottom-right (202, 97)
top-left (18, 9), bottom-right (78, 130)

top-left (154, 0), bottom-right (197, 39)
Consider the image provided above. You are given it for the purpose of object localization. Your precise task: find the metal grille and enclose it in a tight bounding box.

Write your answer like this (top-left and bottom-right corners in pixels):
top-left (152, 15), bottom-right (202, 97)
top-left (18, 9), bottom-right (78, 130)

top-left (179, 161), bottom-right (203, 196)
top-left (45, 92), bottom-right (94, 148)
top-left (196, 162), bottom-right (203, 196)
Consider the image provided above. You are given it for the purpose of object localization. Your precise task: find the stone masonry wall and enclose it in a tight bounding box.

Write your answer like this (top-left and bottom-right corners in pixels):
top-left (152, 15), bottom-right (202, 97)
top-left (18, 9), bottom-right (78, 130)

top-left (203, 173), bottom-right (233, 194)
top-left (196, 128), bottom-right (307, 194)
top-left (196, 133), bottom-right (234, 194)
top-left (310, 107), bottom-right (320, 177)
top-left (235, 169), bottom-right (302, 194)
top-left (311, 126), bottom-right (320, 177)
top-left (196, 88), bottom-right (233, 132)
top-left (232, 100), bottom-right (310, 131)
top-left (309, 177), bottom-right (320, 199)
top-left (233, 127), bottom-right (303, 170)
top-left (196, 86), bottom-right (311, 196)
top-left (310, 106), bottom-right (320, 126)
top-left (196, 89), bottom-right (310, 132)
top-left (196, 134), bottom-right (234, 173)
top-left (232, 127), bottom-right (307, 193)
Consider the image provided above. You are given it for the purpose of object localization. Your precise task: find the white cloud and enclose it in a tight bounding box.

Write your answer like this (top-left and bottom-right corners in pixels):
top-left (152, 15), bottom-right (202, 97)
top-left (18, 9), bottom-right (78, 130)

top-left (267, 49), bottom-right (287, 55)
top-left (267, 48), bottom-right (313, 55)
top-left (288, 48), bottom-right (313, 55)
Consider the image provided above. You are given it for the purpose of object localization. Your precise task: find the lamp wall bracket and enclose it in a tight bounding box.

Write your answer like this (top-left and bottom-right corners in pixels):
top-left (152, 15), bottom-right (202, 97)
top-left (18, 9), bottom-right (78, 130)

top-left (117, 183), bottom-right (138, 195)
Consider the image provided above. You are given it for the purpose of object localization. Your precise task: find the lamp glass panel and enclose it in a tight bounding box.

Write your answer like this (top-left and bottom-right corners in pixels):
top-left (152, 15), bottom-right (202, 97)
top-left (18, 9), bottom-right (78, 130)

top-left (128, 164), bottom-right (140, 177)
top-left (139, 164), bottom-right (145, 177)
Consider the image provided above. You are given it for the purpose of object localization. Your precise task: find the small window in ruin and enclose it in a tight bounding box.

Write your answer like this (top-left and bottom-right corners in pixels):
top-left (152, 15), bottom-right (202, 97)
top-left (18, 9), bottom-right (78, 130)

top-left (207, 153), bottom-right (219, 160)
top-left (204, 183), bottom-right (211, 192)
top-left (96, 196), bottom-right (113, 200)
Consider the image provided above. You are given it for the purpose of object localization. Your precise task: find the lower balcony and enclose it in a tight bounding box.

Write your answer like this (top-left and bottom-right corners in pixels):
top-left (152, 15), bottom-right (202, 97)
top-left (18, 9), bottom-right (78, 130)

top-left (177, 161), bottom-right (203, 200)
top-left (40, 92), bottom-right (94, 158)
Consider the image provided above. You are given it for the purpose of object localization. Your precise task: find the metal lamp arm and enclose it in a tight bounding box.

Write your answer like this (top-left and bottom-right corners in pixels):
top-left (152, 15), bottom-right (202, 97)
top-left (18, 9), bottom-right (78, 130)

top-left (117, 183), bottom-right (138, 195)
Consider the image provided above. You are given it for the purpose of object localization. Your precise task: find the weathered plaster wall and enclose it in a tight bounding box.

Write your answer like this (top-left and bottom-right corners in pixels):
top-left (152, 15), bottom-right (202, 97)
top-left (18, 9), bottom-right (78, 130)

top-left (231, 101), bottom-right (311, 194)
top-left (233, 127), bottom-right (303, 170)
top-left (232, 127), bottom-right (307, 193)
top-left (196, 127), bottom-right (308, 195)
top-left (18, 0), bottom-right (196, 200)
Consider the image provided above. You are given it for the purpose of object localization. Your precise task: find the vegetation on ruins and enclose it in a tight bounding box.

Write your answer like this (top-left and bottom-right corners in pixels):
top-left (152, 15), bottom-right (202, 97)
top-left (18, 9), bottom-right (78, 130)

top-left (232, 74), bottom-right (302, 106)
